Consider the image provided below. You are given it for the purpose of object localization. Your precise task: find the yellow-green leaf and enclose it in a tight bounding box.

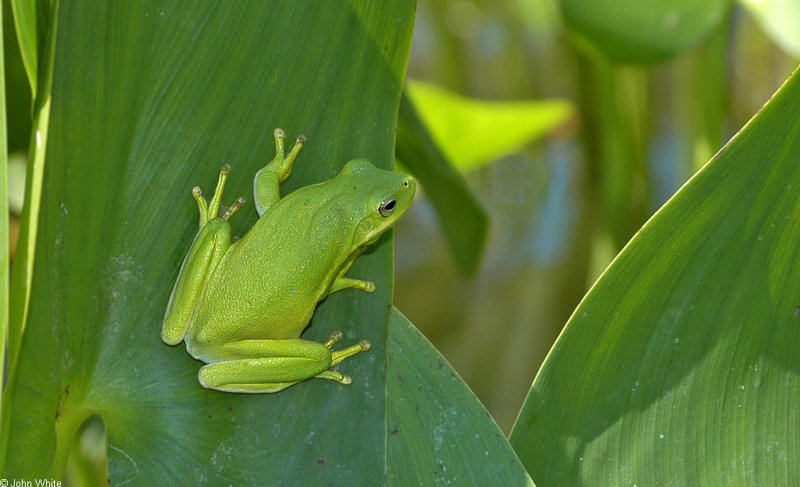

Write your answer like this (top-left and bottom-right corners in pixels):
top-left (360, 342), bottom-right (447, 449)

top-left (406, 80), bottom-right (572, 173)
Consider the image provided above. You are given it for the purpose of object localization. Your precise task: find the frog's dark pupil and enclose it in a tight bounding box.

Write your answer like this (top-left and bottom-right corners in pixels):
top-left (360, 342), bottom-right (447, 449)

top-left (379, 197), bottom-right (397, 217)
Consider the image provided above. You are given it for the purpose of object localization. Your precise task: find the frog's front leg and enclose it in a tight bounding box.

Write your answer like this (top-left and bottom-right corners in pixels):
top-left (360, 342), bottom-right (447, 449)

top-left (253, 128), bottom-right (306, 216)
top-left (328, 277), bottom-right (375, 294)
top-left (162, 165), bottom-right (246, 345)
top-left (325, 245), bottom-right (376, 295)
top-left (197, 332), bottom-right (371, 393)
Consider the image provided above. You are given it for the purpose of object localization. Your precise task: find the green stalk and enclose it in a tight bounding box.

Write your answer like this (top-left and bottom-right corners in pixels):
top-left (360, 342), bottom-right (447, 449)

top-left (575, 47), bottom-right (649, 267)
top-left (0, 0), bottom-right (10, 415)
top-left (0, 0), bottom-right (58, 471)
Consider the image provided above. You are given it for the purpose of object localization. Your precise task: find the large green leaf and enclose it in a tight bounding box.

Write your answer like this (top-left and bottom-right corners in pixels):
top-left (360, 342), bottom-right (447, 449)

top-left (386, 308), bottom-right (533, 486)
top-left (560, 0), bottom-right (730, 64)
top-left (2, 1), bottom-right (415, 482)
top-left (509, 66), bottom-right (800, 484)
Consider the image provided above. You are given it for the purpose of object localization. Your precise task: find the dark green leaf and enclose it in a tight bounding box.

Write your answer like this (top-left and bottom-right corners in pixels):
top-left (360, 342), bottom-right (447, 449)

top-left (2, 2), bottom-right (414, 483)
top-left (386, 307), bottom-right (534, 486)
top-left (510, 66), bottom-right (800, 484)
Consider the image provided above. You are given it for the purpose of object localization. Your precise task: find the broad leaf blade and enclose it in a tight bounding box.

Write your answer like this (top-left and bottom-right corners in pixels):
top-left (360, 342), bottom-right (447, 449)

top-left (2, 1), bottom-right (414, 483)
top-left (510, 66), bottom-right (800, 485)
top-left (386, 307), bottom-right (534, 486)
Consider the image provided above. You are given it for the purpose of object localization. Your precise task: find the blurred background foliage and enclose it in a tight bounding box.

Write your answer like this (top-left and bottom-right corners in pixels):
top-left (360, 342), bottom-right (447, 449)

top-left (393, 0), bottom-right (798, 433)
top-left (3, 0), bottom-right (799, 469)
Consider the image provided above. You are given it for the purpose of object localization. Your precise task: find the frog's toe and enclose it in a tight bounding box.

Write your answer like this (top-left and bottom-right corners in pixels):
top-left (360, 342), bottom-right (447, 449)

top-left (221, 196), bottom-right (247, 220)
top-left (317, 370), bottom-right (352, 385)
top-left (324, 330), bottom-right (344, 348)
top-left (329, 338), bottom-right (372, 366)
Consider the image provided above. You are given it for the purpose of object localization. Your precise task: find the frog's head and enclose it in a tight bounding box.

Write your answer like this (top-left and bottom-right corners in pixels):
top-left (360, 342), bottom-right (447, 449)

top-left (339, 159), bottom-right (416, 246)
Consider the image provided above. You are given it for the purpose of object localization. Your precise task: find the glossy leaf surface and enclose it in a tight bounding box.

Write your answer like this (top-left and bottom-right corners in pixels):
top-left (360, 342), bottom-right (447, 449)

top-left (386, 307), bottom-right (534, 486)
top-left (2, 2), bottom-right (413, 482)
top-left (510, 67), bottom-right (800, 485)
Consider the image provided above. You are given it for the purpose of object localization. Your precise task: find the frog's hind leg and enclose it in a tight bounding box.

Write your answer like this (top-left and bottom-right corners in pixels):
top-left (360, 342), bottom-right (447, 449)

top-left (161, 218), bottom-right (232, 345)
top-left (323, 330), bottom-right (372, 366)
top-left (192, 164), bottom-right (247, 229)
top-left (197, 332), bottom-right (370, 393)
top-left (162, 165), bottom-right (244, 345)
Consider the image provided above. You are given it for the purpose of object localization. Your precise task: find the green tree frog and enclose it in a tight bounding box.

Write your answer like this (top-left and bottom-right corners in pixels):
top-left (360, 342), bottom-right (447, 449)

top-left (161, 128), bottom-right (416, 393)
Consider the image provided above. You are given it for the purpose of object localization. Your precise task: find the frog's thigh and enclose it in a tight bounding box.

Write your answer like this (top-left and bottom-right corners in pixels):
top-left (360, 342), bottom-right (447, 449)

top-left (198, 338), bottom-right (335, 393)
top-left (162, 218), bottom-right (232, 345)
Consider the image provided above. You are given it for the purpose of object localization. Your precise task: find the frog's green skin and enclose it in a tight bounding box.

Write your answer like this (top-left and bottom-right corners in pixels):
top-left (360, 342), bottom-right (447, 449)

top-left (161, 129), bottom-right (415, 393)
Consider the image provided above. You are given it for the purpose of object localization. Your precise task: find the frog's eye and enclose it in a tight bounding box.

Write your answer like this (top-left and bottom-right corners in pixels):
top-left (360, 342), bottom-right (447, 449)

top-left (379, 197), bottom-right (397, 217)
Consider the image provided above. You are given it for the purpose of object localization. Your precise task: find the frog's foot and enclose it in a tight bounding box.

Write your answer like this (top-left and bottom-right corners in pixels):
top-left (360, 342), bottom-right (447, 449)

top-left (253, 129), bottom-right (307, 216)
top-left (330, 339), bottom-right (371, 367)
top-left (269, 128), bottom-right (307, 177)
top-left (323, 330), bottom-right (344, 348)
top-left (321, 330), bottom-right (371, 367)
top-left (192, 165), bottom-right (247, 229)
top-left (221, 197), bottom-right (247, 220)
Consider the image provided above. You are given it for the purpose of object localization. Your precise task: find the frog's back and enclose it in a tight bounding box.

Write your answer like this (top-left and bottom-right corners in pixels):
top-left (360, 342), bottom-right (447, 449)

top-left (188, 182), bottom-right (361, 344)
